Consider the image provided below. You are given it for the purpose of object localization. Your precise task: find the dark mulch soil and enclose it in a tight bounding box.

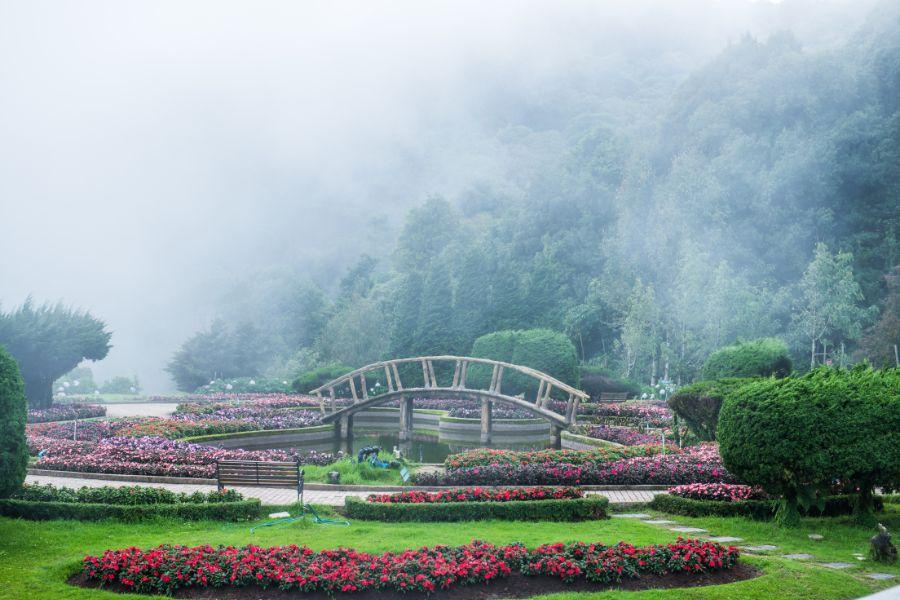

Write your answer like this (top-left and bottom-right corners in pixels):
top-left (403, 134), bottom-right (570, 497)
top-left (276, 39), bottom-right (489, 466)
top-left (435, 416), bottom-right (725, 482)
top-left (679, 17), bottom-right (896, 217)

top-left (69, 563), bottom-right (761, 599)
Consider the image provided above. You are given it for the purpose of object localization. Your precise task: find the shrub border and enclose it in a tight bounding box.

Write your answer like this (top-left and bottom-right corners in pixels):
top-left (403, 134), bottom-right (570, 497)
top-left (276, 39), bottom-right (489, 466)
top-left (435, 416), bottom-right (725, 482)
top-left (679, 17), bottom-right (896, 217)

top-left (344, 495), bottom-right (608, 522)
top-left (649, 493), bottom-right (883, 520)
top-left (0, 498), bottom-right (261, 522)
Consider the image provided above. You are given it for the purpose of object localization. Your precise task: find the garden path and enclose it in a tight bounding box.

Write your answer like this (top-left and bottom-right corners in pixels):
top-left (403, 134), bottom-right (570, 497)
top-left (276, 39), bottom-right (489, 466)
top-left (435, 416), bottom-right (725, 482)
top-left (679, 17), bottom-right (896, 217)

top-left (24, 474), bottom-right (658, 506)
top-left (103, 403), bottom-right (178, 418)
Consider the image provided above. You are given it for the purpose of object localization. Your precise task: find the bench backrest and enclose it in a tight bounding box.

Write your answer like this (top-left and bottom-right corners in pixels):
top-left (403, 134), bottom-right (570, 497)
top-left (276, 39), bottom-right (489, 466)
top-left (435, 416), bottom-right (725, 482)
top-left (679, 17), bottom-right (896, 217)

top-left (216, 460), bottom-right (304, 501)
top-left (599, 392), bottom-right (629, 402)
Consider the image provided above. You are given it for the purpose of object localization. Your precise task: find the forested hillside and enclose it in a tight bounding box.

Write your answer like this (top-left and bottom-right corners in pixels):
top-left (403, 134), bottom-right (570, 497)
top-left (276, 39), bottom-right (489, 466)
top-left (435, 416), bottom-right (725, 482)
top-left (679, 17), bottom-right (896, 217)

top-left (168, 1), bottom-right (899, 391)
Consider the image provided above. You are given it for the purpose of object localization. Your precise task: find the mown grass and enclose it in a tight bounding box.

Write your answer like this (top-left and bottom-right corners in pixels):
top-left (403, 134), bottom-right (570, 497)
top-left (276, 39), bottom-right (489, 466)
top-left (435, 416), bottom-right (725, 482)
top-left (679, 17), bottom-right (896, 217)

top-left (302, 453), bottom-right (412, 485)
top-left (0, 505), bottom-right (895, 599)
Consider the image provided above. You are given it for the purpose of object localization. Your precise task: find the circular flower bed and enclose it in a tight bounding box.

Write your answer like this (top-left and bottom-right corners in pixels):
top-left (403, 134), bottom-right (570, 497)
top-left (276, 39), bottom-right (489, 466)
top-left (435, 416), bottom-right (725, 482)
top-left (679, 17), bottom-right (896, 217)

top-left (81, 538), bottom-right (739, 595)
top-left (580, 424), bottom-right (666, 446)
top-left (444, 445), bottom-right (671, 471)
top-left (367, 487), bottom-right (583, 504)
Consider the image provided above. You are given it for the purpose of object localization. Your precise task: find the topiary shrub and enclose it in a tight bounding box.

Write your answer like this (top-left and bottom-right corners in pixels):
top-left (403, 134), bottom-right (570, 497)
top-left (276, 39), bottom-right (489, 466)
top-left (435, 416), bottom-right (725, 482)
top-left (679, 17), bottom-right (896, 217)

top-left (579, 365), bottom-right (641, 400)
top-left (292, 363), bottom-right (353, 394)
top-left (469, 329), bottom-right (578, 398)
top-left (701, 338), bottom-right (792, 380)
top-left (718, 366), bottom-right (900, 526)
top-left (666, 378), bottom-right (753, 441)
top-left (0, 346), bottom-right (28, 498)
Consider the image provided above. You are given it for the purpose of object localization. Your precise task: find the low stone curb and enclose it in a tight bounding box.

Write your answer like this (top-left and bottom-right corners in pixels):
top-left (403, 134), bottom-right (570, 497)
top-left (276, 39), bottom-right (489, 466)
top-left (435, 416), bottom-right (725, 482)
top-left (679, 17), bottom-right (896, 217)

top-left (26, 469), bottom-right (670, 493)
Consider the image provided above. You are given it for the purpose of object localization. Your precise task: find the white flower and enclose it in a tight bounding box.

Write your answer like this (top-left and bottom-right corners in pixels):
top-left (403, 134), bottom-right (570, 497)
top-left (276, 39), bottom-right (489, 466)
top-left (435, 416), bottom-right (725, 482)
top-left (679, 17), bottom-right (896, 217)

top-left (226, 383), bottom-right (233, 390)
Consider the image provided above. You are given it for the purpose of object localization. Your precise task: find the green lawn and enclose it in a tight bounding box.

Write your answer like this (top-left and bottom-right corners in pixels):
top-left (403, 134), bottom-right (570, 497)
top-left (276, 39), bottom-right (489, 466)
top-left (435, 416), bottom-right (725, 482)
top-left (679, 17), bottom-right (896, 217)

top-left (0, 505), bottom-right (896, 599)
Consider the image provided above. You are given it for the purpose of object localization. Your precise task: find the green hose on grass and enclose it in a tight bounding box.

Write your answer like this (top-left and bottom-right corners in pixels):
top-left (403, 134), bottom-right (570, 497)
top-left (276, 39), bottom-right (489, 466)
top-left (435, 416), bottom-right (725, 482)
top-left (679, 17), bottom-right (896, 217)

top-left (250, 504), bottom-right (349, 533)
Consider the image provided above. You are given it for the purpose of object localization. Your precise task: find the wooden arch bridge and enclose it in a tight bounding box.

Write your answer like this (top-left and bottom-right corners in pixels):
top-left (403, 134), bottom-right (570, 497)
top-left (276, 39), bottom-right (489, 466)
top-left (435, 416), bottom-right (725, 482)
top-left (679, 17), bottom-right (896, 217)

top-left (309, 356), bottom-right (589, 446)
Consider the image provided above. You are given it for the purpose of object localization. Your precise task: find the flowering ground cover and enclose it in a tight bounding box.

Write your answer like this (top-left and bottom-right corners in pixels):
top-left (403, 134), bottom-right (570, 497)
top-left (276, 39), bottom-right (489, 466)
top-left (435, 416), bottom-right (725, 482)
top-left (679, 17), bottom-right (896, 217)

top-left (367, 487), bottom-right (583, 504)
top-left (668, 483), bottom-right (768, 503)
top-left (27, 403), bottom-right (106, 423)
top-left (80, 538), bottom-right (739, 596)
top-left (444, 445), bottom-right (672, 471)
top-left (580, 424), bottom-right (667, 446)
top-left (418, 446), bottom-right (733, 486)
top-left (28, 435), bottom-right (335, 478)
top-left (579, 402), bottom-right (672, 427)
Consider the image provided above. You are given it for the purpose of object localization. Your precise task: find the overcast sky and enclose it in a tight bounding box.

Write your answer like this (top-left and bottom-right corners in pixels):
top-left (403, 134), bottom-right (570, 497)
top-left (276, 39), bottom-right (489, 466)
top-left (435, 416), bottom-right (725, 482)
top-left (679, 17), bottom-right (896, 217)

top-left (0, 0), bottom-right (874, 391)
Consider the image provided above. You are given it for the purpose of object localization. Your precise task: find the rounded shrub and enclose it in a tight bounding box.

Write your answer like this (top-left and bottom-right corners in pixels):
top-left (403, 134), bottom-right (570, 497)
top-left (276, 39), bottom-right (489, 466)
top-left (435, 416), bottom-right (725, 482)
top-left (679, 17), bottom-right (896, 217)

top-left (579, 365), bottom-right (641, 400)
top-left (667, 378), bottom-right (754, 441)
top-left (469, 329), bottom-right (578, 397)
top-left (701, 338), bottom-right (792, 380)
top-left (0, 345), bottom-right (28, 498)
top-left (718, 366), bottom-right (900, 526)
top-left (292, 363), bottom-right (353, 394)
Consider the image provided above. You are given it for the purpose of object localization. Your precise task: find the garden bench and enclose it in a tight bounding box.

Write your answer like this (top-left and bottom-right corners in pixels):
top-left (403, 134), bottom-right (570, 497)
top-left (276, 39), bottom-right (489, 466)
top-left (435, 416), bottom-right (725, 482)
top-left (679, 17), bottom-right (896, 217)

top-left (599, 392), bottom-right (628, 403)
top-left (216, 459), bottom-right (305, 503)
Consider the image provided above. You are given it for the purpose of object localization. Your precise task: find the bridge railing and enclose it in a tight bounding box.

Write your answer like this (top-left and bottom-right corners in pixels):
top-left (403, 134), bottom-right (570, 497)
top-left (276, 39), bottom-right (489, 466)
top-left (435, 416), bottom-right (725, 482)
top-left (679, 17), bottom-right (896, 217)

top-left (308, 355), bottom-right (589, 425)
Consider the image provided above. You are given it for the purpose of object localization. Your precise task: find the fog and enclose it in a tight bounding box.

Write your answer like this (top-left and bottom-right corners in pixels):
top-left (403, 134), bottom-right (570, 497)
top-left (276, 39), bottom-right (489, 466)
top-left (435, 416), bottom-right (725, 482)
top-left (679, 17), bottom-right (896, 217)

top-left (0, 0), bottom-right (880, 391)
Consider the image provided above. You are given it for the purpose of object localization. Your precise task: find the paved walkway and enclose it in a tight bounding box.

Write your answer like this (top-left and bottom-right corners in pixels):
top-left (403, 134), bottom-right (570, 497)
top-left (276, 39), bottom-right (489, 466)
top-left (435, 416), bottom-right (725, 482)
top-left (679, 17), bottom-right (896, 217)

top-left (24, 474), bottom-right (659, 506)
top-left (103, 403), bottom-right (178, 418)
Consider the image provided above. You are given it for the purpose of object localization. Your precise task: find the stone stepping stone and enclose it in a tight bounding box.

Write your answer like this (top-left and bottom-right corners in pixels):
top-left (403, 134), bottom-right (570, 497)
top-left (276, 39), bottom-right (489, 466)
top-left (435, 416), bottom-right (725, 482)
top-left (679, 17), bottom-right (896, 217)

top-left (781, 553), bottom-right (813, 560)
top-left (643, 519), bottom-right (676, 525)
top-left (670, 527), bottom-right (707, 533)
top-left (867, 573), bottom-right (896, 581)
top-left (808, 534), bottom-right (824, 541)
top-left (612, 513), bottom-right (651, 519)
top-left (821, 562), bottom-right (853, 569)
top-left (706, 536), bottom-right (743, 543)
top-left (742, 545), bottom-right (778, 552)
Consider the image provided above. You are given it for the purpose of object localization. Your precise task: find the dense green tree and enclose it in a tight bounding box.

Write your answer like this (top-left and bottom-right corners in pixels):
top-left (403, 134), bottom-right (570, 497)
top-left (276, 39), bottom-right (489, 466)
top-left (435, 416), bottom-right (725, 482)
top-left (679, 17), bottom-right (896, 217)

top-left (0, 299), bottom-right (111, 408)
top-left (618, 280), bottom-right (660, 384)
top-left (415, 257), bottom-right (459, 356)
top-left (856, 266), bottom-right (900, 367)
top-left (394, 197), bottom-right (459, 273)
top-left (389, 272), bottom-right (424, 358)
top-left (0, 345), bottom-right (28, 498)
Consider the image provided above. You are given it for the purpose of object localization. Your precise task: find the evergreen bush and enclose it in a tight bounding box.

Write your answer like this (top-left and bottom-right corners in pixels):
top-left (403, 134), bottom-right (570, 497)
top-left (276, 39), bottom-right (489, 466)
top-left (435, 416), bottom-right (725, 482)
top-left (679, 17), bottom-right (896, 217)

top-left (579, 365), bottom-right (641, 400)
top-left (344, 496), bottom-right (608, 522)
top-left (0, 346), bottom-right (28, 498)
top-left (701, 338), bottom-right (792, 380)
top-left (469, 329), bottom-right (578, 397)
top-left (292, 363), bottom-right (353, 394)
top-left (666, 378), bottom-right (753, 441)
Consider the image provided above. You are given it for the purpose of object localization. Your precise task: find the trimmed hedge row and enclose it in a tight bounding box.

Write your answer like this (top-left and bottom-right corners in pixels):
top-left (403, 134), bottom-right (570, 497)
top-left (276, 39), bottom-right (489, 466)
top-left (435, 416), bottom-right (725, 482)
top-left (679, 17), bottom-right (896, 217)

top-left (649, 493), bottom-right (882, 520)
top-left (0, 498), bottom-right (261, 522)
top-left (344, 496), bottom-right (608, 522)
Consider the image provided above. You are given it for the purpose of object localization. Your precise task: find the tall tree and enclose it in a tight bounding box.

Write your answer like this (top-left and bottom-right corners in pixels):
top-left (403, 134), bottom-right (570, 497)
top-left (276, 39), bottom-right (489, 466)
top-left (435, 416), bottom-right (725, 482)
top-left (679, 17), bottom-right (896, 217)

top-left (389, 272), bottom-right (424, 358)
top-left (791, 243), bottom-right (873, 369)
top-left (618, 279), bottom-right (660, 383)
top-left (415, 257), bottom-right (459, 356)
top-left (0, 299), bottom-right (111, 408)
top-left (0, 345), bottom-right (28, 497)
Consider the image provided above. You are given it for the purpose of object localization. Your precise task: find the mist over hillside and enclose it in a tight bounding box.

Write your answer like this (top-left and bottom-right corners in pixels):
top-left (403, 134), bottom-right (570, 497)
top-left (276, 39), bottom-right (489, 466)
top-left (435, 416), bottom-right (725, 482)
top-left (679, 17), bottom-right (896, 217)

top-left (1, 0), bottom-right (895, 391)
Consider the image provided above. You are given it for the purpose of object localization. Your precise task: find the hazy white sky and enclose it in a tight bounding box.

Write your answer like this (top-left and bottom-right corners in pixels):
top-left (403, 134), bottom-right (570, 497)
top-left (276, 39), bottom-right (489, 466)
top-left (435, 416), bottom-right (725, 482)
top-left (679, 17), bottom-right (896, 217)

top-left (0, 0), bottom-right (874, 391)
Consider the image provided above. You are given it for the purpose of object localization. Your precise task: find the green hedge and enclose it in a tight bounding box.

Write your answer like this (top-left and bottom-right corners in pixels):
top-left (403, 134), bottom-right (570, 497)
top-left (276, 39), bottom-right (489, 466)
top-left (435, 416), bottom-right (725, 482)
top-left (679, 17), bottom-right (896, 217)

top-left (469, 329), bottom-right (578, 397)
top-left (344, 496), bottom-right (608, 522)
top-left (649, 493), bottom-right (883, 520)
top-left (0, 346), bottom-right (28, 498)
top-left (718, 366), bottom-right (900, 525)
top-left (0, 498), bottom-right (261, 522)
top-left (701, 338), bottom-right (792, 380)
top-left (666, 378), bottom-right (754, 441)
top-left (292, 363), bottom-right (352, 394)
top-left (579, 365), bottom-right (641, 400)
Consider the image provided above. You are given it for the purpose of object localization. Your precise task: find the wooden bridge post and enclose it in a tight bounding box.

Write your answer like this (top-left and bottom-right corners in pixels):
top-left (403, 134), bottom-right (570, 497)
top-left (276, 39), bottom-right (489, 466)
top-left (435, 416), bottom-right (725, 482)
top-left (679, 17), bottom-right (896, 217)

top-left (480, 398), bottom-right (493, 444)
top-left (338, 414), bottom-right (354, 454)
top-left (399, 395), bottom-right (414, 441)
top-left (550, 424), bottom-right (562, 449)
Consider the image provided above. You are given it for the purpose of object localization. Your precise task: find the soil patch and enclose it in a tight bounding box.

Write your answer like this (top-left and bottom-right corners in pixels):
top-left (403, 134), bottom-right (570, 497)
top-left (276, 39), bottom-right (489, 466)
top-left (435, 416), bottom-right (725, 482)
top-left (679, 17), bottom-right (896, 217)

top-left (69, 563), bottom-right (761, 599)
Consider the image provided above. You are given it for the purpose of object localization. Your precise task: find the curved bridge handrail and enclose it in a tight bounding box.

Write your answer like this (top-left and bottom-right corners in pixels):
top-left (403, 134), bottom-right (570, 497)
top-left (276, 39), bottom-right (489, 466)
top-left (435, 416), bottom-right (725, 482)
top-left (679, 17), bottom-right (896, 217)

top-left (308, 355), bottom-right (588, 428)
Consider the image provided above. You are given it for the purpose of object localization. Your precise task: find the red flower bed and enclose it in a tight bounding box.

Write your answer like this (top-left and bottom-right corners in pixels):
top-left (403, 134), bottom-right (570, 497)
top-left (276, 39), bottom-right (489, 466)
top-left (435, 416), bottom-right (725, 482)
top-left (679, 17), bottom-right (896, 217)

top-left (367, 487), bottom-right (583, 504)
top-left (82, 538), bottom-right (739, 595)
top-left (668, 483), bottom-right (767, 502)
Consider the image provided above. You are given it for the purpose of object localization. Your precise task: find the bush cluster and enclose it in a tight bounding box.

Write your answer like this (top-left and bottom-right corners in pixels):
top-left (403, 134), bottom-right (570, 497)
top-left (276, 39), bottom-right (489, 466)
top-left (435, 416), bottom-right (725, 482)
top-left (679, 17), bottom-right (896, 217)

top-left (718, 366), bottom-right (899, 525)
top-left (666, 378), bottom-right (753, 441)
top-left (0, 498), bottom-right (261, 522)
top-left (291, 363), bottom-right (352, 394)
top-left (700, 338), bottom-right (792, 380)
top-left (345, 496), bottom-right (608, 522)
top-left (667, 483), bottom-right (767, 502)
top-left (13, 483), bottom-right (243, 505)
top-left (0, 346), bottom-right (28, 498)
top-left (649, 492), bottom-right (883, 521)
top-left (82, 538), bottom-right (738, 595)
top-left (579, 365), bottom-right (641, 400)
top-left (469, 329), bottom-right (578, 397)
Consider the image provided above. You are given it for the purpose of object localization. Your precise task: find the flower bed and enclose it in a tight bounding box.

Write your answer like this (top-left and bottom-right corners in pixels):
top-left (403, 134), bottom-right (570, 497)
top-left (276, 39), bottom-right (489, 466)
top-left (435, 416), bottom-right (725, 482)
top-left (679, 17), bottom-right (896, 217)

top-left (27, 403), bottom-right (106, 423)
top-left (444, 445), bottom-right (672, 471)
top-left (0, 484), bottom-right (260, 522)
top-left (581, 425), bottom-right (666, 446)
top-left (668, 483), bottom-right (767, 503)
top-left (649, 492), bottom-right (882, 520)
top-left (346, 495), bottom-right (607, 522)
top-left (418, 446), bottom-right (733, 487)
top-left (28, 435), bottom-right (336, 478)
top-left (367, 487), bottom-right (583, 504)
top-left (579, 403), bottom-right (672, 427)
top-left (81, 538), bottom-right (738, 595)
